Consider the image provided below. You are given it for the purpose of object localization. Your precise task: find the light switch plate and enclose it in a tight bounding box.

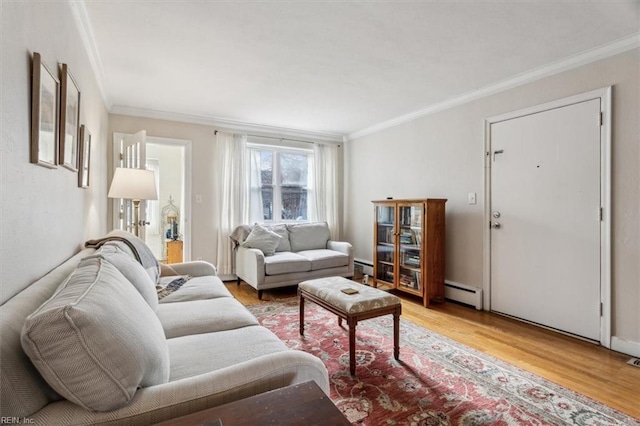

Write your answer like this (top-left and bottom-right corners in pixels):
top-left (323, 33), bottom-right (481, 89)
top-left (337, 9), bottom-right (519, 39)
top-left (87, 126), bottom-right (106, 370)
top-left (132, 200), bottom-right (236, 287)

top-left (468, 192), bottom-right (477, 205)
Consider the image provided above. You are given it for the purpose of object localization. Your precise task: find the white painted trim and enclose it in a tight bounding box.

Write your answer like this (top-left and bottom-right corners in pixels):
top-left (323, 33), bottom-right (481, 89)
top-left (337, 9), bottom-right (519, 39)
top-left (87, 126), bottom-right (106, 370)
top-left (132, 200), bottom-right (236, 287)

top-left (111, 133), bottom-right (126, 231)
top-left (348, 33), bottom-right (639, 140)
top-left (110, 105), bottom-right (344, 143)
top-left (445, 280), bottom-right (483, 310)
top-left (147, 136), bottom-right (193, 262)
top-left (611, 336), bottom-right (640, 358)
top-left (600, 88), bottom-right (612, 349)
top-left (69, 0), bottom-right (112, 109)
top-left (483, 87), bottom-right (612, 348)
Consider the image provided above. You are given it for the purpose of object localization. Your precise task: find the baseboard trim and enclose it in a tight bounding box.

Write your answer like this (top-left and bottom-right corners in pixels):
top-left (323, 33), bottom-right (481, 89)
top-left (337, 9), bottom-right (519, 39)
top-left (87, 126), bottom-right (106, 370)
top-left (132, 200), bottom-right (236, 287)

top-left (611, 336), bottom-right (640, 357)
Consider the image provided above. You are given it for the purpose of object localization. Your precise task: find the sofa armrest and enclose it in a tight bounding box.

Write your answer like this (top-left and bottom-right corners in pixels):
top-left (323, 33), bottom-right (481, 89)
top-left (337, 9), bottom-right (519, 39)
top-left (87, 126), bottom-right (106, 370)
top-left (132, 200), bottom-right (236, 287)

top-left (328, 241), bottom-right (354, 274)
top-left (235, 247), bottom-right (265, 288)
top-left (167, 261), bottom-right (217, 277)
top-left (327, 240), bottom-right (352, 256)
top-left (30, 351), bottom-right (329, 425)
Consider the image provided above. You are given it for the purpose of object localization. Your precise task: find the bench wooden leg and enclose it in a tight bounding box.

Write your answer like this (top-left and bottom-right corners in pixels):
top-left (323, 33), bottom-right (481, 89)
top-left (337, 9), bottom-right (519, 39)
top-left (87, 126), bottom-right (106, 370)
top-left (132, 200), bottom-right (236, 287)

top-left (299, 294), bottom-right (305, 336)
top-left (393, 307), bottom-right (400, 360)
top-left (349, 318), bottom-right (356, 376)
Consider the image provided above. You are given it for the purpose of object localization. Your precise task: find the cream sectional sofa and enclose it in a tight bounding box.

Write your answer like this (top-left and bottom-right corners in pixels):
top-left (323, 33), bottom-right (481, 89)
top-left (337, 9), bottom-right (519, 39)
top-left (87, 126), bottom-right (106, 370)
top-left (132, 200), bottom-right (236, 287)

top-left (233, 222), bottom-right (354, 299)
top-left (0, 232), bottom-right (329, 425)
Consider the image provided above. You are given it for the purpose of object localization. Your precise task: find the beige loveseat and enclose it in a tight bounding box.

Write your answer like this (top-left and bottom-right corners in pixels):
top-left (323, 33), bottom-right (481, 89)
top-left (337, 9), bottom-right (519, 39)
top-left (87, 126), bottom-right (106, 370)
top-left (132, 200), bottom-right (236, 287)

top-left (232, 222), bottom-right (354, 299)
top-left (0, 231), bottom-right (328, 425)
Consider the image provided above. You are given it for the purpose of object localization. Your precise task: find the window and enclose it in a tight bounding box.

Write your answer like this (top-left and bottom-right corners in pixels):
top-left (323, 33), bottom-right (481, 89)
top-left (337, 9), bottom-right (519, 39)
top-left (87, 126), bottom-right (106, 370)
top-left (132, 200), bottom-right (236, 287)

top-left (249, 145), bottom-right (312, 223)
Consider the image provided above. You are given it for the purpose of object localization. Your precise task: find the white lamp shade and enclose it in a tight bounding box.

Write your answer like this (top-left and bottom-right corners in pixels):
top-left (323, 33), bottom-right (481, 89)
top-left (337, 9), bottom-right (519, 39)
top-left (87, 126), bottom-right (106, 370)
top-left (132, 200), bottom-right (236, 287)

top-left (108, 167), bottom-right (158, 201)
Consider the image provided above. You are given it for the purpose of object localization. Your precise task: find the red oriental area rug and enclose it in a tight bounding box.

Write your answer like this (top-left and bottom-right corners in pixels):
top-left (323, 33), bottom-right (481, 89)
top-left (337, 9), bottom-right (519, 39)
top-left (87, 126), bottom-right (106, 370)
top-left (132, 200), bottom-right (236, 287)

top-left (247, 299), bottom-right (639, 426)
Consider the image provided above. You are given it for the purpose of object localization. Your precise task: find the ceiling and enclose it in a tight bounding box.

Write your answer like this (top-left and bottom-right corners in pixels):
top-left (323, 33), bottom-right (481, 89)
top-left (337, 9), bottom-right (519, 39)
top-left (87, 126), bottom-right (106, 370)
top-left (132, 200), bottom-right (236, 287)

top-left (80, 1), bottom-right (639, 138)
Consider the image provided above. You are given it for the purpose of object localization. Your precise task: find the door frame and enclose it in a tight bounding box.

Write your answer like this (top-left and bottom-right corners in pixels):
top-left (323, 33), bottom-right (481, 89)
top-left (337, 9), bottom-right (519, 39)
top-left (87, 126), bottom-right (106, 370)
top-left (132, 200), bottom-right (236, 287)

top-left (112, 133), bottom-right (193, 262)
top-left (482, 87), bottom-right (612, 348)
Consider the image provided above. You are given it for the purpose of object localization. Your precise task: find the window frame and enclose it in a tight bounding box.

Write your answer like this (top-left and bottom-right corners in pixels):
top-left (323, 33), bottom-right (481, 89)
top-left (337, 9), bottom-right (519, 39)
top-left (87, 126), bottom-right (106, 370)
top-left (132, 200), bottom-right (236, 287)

top-left (247, 142), bottom-right (313, 224)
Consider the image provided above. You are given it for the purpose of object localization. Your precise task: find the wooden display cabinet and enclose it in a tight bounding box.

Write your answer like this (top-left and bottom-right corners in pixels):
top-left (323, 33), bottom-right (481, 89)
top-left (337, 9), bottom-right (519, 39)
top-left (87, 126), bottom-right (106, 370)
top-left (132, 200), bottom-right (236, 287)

top-left (372, 198), bottom-right (447, 307)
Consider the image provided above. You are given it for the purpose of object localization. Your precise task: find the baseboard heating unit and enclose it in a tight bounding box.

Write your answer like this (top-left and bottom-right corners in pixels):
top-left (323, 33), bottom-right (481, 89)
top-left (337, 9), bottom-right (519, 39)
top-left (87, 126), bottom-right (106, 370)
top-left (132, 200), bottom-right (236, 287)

top-left (445, 281), bottom-right (483, 310)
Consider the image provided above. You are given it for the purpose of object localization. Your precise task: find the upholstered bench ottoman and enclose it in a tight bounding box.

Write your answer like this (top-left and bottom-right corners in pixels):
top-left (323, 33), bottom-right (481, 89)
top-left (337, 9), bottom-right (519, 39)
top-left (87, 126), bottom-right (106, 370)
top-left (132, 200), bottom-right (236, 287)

top-left (298, 276), bottom-right (402, 376)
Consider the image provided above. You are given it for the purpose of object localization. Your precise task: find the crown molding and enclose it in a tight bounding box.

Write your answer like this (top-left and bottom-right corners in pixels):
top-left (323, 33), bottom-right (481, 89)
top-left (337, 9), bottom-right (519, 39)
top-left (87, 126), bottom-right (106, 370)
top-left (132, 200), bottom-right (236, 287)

top-left (110, 105), bottom-right (345, 143)
top-left (348, 32), bottom-right (640, 141)
top-left (69, 0), bottom-right (112, 109)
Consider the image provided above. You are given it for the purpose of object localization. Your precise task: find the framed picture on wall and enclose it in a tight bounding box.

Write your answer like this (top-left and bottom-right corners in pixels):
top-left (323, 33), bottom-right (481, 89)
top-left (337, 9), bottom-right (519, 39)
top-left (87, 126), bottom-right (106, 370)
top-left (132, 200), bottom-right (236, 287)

top-left (30, 52), bottom-right (59, 169)
top-left (78, 125), bottom-right (91, 188)
top-left (59, 63), bottom-right (81, 171)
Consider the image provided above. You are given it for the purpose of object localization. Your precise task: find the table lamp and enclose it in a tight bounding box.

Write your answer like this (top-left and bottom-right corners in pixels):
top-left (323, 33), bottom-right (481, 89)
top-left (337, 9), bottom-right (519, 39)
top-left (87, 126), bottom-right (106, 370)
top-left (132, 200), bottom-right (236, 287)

top-left (108, 167), bottom-right (158, 237)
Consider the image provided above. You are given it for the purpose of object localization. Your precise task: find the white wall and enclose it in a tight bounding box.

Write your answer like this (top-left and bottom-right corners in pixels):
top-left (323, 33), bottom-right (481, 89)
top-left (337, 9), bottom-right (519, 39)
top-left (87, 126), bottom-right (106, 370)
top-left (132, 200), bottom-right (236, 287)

top-left (345, 49), bottom-right (639, 346)
top-left (1, 3), bottom-right (109, 304)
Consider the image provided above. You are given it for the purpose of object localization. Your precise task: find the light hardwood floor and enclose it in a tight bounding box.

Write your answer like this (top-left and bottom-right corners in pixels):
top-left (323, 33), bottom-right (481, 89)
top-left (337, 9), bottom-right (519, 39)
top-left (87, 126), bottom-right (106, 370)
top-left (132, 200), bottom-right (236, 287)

top-left (226, 281), bottom-right (640, 419)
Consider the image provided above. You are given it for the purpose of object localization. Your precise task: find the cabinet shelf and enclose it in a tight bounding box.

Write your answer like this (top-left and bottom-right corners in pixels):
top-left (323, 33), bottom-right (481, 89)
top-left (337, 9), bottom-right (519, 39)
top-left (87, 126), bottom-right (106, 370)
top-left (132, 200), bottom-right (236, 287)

top-left (400, 265), bottom-right (421, 272)
top-left (398, 283), bottom-right (422, 296)
top-left (372, 198), bottom-right (447, 308)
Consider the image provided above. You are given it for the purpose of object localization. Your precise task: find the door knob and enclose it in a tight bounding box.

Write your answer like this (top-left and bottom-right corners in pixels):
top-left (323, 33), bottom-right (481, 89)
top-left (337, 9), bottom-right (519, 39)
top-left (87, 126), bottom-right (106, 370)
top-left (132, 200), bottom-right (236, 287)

top-left (491, 222), bottom-right (501, 229)
top-left (492, 211), bottom-right (501, 218)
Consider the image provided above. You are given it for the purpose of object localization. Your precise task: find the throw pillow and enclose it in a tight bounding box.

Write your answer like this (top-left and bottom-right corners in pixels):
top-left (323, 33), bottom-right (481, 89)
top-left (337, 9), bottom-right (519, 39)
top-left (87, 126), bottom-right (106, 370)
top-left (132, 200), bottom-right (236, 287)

top-left (241, 224), bottom-right (282, 256)
top-left (89, 245), bottom-right (159, 311)
top-left (21, 257), bottom-right (170, 412)
top-left (267, 224), bottom-right (292, 252)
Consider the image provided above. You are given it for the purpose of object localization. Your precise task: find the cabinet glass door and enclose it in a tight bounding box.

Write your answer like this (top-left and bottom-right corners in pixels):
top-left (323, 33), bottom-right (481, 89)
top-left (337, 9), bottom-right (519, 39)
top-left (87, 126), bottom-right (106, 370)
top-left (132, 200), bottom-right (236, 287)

top-left (375, 205), bottom-right (395, 285)
top-left (398, 203), bottom-right (423, 294)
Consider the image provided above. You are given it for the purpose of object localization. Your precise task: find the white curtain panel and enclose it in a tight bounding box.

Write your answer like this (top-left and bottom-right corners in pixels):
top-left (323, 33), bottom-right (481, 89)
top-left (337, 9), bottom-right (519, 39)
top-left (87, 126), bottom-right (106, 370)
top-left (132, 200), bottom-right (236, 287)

top-left (248, 149), bottom-right (264, 224)
top-left (214, 132), bottom-right (248, 276)
top-left (312, 143), bottom-right (340, 239)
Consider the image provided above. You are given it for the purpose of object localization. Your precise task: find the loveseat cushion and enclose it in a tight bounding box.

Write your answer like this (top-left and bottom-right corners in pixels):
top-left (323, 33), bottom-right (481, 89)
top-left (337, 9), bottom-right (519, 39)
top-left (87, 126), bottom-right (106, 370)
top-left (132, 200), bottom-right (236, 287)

top-left (21, 257), bottom-right (170, 412)
top-left (241, 224), bottom-right (282, 256)
top-left (297, 249), bottom-right (350, 271)
top-left (287, 222), bottom-right (330, 252)
top-left (157, 297), bottom-right (259, 339)
top-left (264, 252), bottom-right (312, 275)
top-left (88, 244), bottom-right (159, 311)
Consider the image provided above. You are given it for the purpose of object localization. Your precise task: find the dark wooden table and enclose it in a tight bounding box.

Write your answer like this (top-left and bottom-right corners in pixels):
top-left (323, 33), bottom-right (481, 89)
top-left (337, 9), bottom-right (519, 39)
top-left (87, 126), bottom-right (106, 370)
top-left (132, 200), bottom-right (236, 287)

top-left (155, 381), bottom-right (349, 426)
top-left (299, 284), bottom-right (401, 376)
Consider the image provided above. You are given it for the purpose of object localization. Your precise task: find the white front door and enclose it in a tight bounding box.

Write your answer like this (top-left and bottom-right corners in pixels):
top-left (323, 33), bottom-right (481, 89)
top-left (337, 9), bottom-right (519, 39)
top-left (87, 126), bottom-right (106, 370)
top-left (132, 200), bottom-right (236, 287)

top-left (112, 131), bottom-right (147, 240)
top-left (489, 98), bottom-right (602, 341)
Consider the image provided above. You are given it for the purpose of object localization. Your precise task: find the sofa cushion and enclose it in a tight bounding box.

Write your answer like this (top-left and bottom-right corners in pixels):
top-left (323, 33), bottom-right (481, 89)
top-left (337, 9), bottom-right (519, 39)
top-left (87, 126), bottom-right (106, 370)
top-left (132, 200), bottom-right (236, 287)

top-left (266, 224), bottom-right (292, 252)
top-left (158, 276), bottom-right (232, 303)
top-left (167, 326), bottom-right (288, 381)
top-left (264, 252), bottom-right (312, 275)
top-left (287, 222), bottom-right (330, 252)
top-left (157, 297), bottom-right (259, 339)
top-left (297, 249), bottom-right (350, 271)
top-left (21, 257), bottom-right (170, 412)
top-left (241, 224), bottom-right (282, 256)
top-left (88, 245), bottom-right (159, 311)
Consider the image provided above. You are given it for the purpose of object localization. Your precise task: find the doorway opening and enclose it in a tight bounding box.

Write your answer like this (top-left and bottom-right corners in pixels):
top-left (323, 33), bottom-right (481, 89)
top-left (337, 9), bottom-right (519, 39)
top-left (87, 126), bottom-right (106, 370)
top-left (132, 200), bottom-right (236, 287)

top-left (145, 137), bottom-right (191, 263)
